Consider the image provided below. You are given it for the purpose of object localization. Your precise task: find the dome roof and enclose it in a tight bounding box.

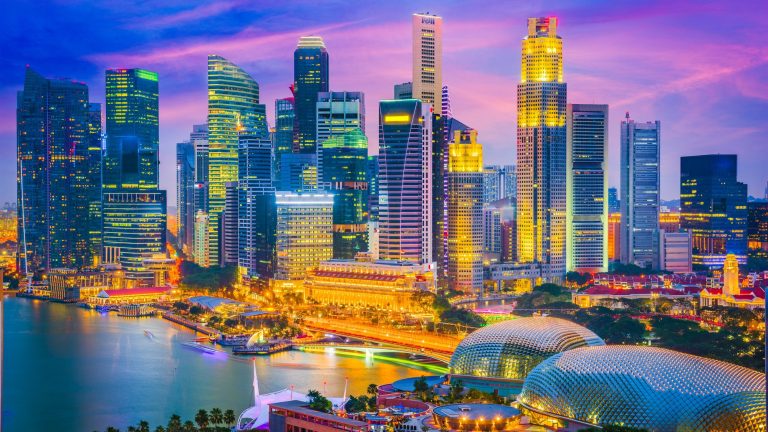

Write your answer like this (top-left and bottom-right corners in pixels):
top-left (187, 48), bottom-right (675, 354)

top-left (518, 346), bottom-right (766, 431)
top-left (449, 317), bottom-right (604, 381)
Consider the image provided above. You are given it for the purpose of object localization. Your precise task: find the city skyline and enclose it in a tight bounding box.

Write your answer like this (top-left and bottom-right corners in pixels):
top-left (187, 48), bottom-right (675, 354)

top-left (3, 1), bottom-right (768, 206)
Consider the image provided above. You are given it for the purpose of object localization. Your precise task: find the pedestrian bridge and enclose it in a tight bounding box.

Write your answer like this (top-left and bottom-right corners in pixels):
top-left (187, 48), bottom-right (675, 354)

top-left (295, 342), bottom-right (452, 364)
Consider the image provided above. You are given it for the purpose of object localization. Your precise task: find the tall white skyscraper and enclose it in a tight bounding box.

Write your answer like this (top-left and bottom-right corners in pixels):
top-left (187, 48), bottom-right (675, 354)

top-left (566, 104), bottom-right (608, 273)
top-left (412, 13), bottom-right (443, 114)
top-left (620, 113), bottom-right (660, 269)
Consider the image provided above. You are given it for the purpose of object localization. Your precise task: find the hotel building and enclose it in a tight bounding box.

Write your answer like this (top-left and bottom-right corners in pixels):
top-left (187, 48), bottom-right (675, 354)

top-left (275, 192), bottom-right (334, 281)
top-left (412, 13), bottom-right (442, 113)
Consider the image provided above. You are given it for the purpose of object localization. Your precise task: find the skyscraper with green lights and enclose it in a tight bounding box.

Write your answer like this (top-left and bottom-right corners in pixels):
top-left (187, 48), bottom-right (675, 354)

top-left (207, 55), bottom-right (260, 265)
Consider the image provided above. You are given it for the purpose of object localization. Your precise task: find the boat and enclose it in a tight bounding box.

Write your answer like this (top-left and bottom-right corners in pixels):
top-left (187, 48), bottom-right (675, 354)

top-left (182, 341), bottom-right (222, 355)
top-left (216, 335), bottom-right (250, 346)
top-left (144, 330), bottom-right (155, 339)
top-left (232, 341), bottom-right (292, 355)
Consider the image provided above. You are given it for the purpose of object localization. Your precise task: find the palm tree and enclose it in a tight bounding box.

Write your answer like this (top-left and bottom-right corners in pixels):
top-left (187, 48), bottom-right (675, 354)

top-left (223, 409), bottom-right (236, 427)
top-left (194, 409), bottom-right (209, 431)
top-left (128, 427), bottom-right (138, 432)
top-left (154, 427), bottom-right (166, 432)
top-left (367, 384), bottom-right (378, 396)
top-left (139, 421), bottom-right (150, 432)
top-left (182, 421), bottom-right (196, 432)
top-left (106, 428), bottom-right (120, 432)
top-left (210, 408), bottom-right (223, 426)
top-left (167, 414), bottom-right (182, 432)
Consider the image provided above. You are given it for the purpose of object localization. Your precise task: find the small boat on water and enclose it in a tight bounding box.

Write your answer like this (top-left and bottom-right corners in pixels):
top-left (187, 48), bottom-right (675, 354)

top-left (233, 341), bottom-right (292, 355)
top-left (182, 341), bottom-right (222, 355)
top-left (144, 330), bottom-right (155, 339)
top-left (216, 335), bottom-right (250, 346)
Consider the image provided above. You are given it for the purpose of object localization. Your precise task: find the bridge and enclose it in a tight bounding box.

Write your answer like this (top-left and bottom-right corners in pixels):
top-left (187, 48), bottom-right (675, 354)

top-left (295, 342), bottom-right (452, 364)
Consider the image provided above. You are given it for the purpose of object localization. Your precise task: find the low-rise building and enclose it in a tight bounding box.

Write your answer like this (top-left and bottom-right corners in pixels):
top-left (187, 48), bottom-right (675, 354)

top-left (268, 400), bottom-right (367, 432)
top-left (87, 287), bottom-right (170, 306)
top-left (48, 265), bottom-right (126, 301)
top-left (660, 230), bottom-right (692, 273)
top-left (700, 254), bottom-right (765, 309)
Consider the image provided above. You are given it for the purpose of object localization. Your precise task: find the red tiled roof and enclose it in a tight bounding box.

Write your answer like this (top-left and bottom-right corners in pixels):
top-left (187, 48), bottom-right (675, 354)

top-left (582, 286), bottom-right (695, 297)
top-left (312, 270), bottom-right (402, 282)
top-left (101, 287), bottom-right (169, 297)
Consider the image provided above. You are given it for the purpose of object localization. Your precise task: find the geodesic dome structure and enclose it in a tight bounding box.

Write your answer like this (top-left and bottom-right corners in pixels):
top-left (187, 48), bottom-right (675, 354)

top-left (518, 345), bottom-right (766, 431)
top-left (449, 317), bottom-right (604, 381)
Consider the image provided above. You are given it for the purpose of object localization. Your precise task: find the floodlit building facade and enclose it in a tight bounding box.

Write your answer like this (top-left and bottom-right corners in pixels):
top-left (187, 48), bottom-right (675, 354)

top-left (275, 192), bottom-right (333, 281)
top-left (620, 114), bottom-right (660, 269)
top-left (516, 17), bottom-right (567, 283)
top-left (660, 230), bottom-right (692, 273)
top-left (566, 104), bottom-right (608, 273)
top-left (446, 130), bottom-right (484, 294)
top-left (412, 13), bottom-right (442, 114)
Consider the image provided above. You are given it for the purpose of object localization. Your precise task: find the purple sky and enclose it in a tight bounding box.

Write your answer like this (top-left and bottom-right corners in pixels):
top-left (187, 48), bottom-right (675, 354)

top-left (3, 0), bottom-right (768, 206)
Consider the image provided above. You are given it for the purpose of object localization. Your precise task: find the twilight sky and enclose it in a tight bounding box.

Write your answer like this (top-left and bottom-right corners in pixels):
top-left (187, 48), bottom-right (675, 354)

top-left (3, 0), bottom-right (768, 206)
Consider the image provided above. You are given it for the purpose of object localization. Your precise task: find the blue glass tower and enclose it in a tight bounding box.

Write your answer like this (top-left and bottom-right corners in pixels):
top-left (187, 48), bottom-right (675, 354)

top-left (294, 36), bottom-right (329, 154)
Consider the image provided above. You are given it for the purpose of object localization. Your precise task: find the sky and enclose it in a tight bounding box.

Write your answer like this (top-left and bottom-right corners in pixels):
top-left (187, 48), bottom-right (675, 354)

top-left (3, 0), bottom-right (768, 206)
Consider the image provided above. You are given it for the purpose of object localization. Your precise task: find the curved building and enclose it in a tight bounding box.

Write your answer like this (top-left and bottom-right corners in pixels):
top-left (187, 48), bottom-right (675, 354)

top-left (518, 345), bottom-right (766, 431)
top-left (449, 317), bottom-right (604, 396)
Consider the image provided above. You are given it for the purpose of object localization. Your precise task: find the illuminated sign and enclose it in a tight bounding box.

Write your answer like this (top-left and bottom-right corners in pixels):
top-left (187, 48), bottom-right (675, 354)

top-left (383, 114), bottom-right (411, 124)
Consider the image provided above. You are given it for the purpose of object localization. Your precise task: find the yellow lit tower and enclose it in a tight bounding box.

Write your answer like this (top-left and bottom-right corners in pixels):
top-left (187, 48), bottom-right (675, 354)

top-left (447, 130), bottom-right (484, 295)
top-left (516, 17), bottom-right (567, 282)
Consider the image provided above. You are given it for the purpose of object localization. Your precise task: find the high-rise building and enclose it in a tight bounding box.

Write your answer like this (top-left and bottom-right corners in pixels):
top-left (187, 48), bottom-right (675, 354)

top-left (274, 96), bottom-right (295, 180)
top-left (176, 141), bottom-right (195, 254)
top-left (17, 67), bottom-right (102, 274)
top-left (275, 192), bottom-right (334, 280)
top-left (294, 36), bottom-right (329, 154)
top-left (321, 129), bottom-right (369, 259)
top-left (566, 104), bottom-right (608, 273)
top-left (102, 191), bottom-right (167, 284)
top-left (367, 155), bottom-right (380, 222)
top-left (104, 69), bottom-right (159, 190)
top-left (378, 99), bottom-right (433, 265)
top-left (442, 85), bottom-right (452, 118)
top-left (501, 220), bottom-right (517, 263)
top-left (238, 134), bottom-right (275, 284)
top-left (483, 166), bottom-right (503, 204)
top-left (394, 82), bottom-right (413, 100)
top-left (607, 212), bottom-right (621, 262)
top-left (620, 114), bottom-right (660, 269)
top-left (680, 154), bottom-right (747, 267)
top-left (502, 165), bottom-right (517, 200)
top-left (446, 130), bottom-right (484, 294)
top-left (484, 205), bottom-right (502, 262)
top-left (191, 124), bottom-right (209, 217)
top-left (660, 230), bottom-right (692, 273)
top-left (659, 211), bottom-right (681, 233)
top-left (608, 187), bottom-right (619, 213)
top-left (516, 17), bottom-right (567, 282)
top-left (221, 182), bottom-right (238, 266)
top-left (412, 13), bottom-right (443, 114)
top-left (278, 153), bottom-right (318, 192)
top-left (747, 202), bottom-right (768, 251)
top-left (194, 211), bottom-right (211, 268)
top-left (207, 55), bottom-right (260, 265)
top-left (315, 91), bottom-right (365, 184)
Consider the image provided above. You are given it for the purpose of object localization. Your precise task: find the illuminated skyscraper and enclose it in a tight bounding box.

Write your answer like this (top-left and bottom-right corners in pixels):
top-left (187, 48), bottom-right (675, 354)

top-left (747, 202), bottom-right (768, 251)
top-left (321, 129), bottom-right (369, 258)
top-left (104, 69), bottom-right (159, 190)
top-left (516, 17), bottom-right (567, 282)
top-left (607, 212), bottom-right (621, 262)
top-left (176, 141), bottom-right (195, 254)
top-left (87, 103), bottom-right (104, 265)
top-left (378, 99), bottom-right (433, 264)
top-left (207, 55), bottom-right (260, 265)
top-left (680, 154), bottom-right (747, 267)
top-left (17, 67), bottom-right (102, 274)
top-left (315, 91), bottom-right (365, 184)
top-left (620, 114), bottom-right (660, 269)
top-left (566, 104), bottom-right (608, 273)
top-left (412, 13), bottom-right (442, 114)
top-left (274, 95), bottom-right (295, 180)
top-left (447, 130), bottom-right (484, 294)
top-left (221, 182), bottom-right (238, 266)
top-left (394, 82), bottom-right (413, 100)
top-left (294, 36), bottom-right (329, 154)
top-left (191, 124), bottom-right (209, 216)
top-left (275, 192), bottom-right (334, 280)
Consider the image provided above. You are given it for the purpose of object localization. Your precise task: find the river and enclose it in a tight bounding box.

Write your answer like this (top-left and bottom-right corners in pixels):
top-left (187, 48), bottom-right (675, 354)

top-left (2, 296), bottom-right (432, 431)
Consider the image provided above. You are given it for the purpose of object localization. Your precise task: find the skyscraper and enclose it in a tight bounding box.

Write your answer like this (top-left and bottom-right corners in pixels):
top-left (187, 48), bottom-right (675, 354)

top-left (294, 36), bottom-right (329, 154)
top-left (207, 55), bottom-right (260, 265)
top-left (104, 69), bottom-right (159, 190)
top-left (315, 91), bottom-right (365, 184)
top-left (176, 141), bottom-right (195, 254)
top-left (378, 99), bottom-right (433, 264)
top-left (394, 82), bottom-right (413, 100)
top-left (412, 13), bottom-right (442, 114)
top-left (446, 130), bottom-right (484, 294)
top-left (367, 155), bottom-right (380, 222)
top-left (86, 103), bottom-right (104, 265)
top-left (238, 134), bottom-right (275, 284)
top-left (322, 129), bottom-right (369, 258)
top-left (566, 104), bottom-right (608, 273)
top-left (502, 165), bottom-right (517, 200)
top-left (221, 182), bottom-right (238, 266)
top-left (274, 95), bottom-right (295, 180)
top-left (275, 192), bottom-right (334, 280)
top-left (442, 85), bottom-right (452, 118)
top-left (620, 114), bottom-right (660, 269)
top-left (680, 154), bottom-right (747, 267)
top-left (747, 202), bottom-right (768, 251)
top-left (516, 17), bottom-right (567, 282)
top-left (191, 124), bottom-right (209, 217)
top-left (17, 67), bottom-right (102, 274)
top-left (483, 166), bottom-right (503, 204)
top-left (607, 187), bottom-right (619, 212)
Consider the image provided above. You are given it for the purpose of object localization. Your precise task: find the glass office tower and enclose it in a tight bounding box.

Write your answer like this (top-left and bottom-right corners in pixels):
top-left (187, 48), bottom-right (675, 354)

top-left (315, 91), bottom-right (365, 185)
top-left (176, 141), bottom-right (195, 254)
top-left (566, 104), bottom-right (608, 273)
top-left (620, 114), bottom-right (660, 269)
top-left (378, 99), bottom-right (433, 265)
top-left (321, 129), bottom-right (369, 258)
top-left (294, 36), bottom-right (329, 154)
top-left (680, 154), bottom-right (747, 267)
top-left (274, 96), bottom-right (295, 180)
top-left (516, 17), bottom-right (567, 282)
top-left (17, 67), bottom-right (102, 274)
top-left (207, 55), bottom-right (260, 265)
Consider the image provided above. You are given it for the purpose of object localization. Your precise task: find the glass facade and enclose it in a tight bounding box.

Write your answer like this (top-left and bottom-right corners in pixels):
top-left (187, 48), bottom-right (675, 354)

top-left (315, 91), bottom-right (364, 185)
top-left (518, 346), bottom-right (766, 431)
top-left (274, 96), bottom-right (295, 180)
top-left (378, 99), bottom-right (433, 265)
top-left (176, 141), bottom-right (195, 254)
top-left (104, 69), bottom-right (159, 190)
top-left (207, 55), bottom-right (260, 265)
top-left (449, 317), bottom-right (604, 382)
top-left (275, 192), bottom-right (334, 280)
top-left (321, 129), bottom-right (369, 259)
top-left (17, 67), bottom-right (102, 274)
top-left (680, 154), bottom-right (747, 268)
top-left (517, 17), bottom-right (567, 282)
top-left (294, 36), bottom-right (329, 154)
top-left (566, 104), bottom-right (608, 273)
top-left (102, 191), bottom-right (167, 284)
top-left (620, 115), bottom-right (660, 269)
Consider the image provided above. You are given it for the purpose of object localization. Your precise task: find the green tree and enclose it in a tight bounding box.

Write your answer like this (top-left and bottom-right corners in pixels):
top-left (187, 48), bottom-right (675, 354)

top-left (173, 301), bottom-right (189, 311)
top-left (138, 421), bottom-right (150, 432)
top-left (106, 428), bottom-right (120, 432)
top-left (155, 427), bottom-right (166, 432)
top-left (307, 389), bottom-right (332, 413)
top-left (223, 409), bottom-right (236, 427)
top-left (182, 421), bottom-right (196, 432)
top-left (209, 408), bottom-right (223, 426)
top-left (167, 414), bottom-right (182, 432)
top-left (367, 383), bottom-right (378, 396)
top-left (189, 306), bottom-right (204, 315)
top-left (194, 409), bottom-right (209, 430)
